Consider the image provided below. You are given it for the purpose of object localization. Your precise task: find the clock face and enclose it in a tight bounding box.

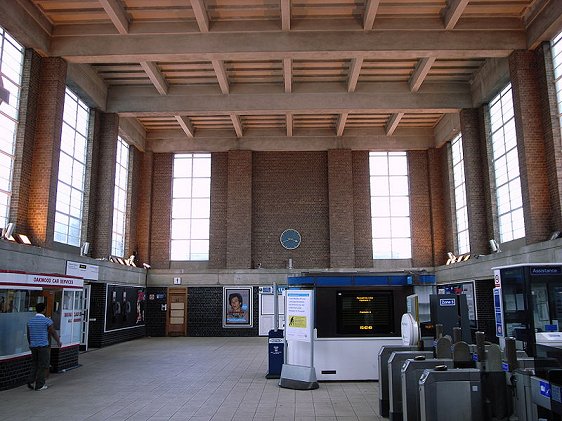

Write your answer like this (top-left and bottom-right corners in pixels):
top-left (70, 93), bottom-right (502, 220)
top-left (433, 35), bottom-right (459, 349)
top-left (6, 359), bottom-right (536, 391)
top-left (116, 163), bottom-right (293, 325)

top-left (280, 229), bottom-right (301, 250)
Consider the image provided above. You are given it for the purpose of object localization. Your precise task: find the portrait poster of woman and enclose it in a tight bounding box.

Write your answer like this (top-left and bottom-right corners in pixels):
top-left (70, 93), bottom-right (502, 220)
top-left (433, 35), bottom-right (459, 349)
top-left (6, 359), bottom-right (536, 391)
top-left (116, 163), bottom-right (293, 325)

top-left (223, 286), bottom-right (253, 328)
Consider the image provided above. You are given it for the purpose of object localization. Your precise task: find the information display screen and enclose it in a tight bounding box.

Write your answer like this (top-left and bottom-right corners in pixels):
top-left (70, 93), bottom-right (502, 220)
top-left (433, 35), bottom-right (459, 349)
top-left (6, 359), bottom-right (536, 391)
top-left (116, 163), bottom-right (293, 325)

top-left (336, 290), bottom-right (393, 335)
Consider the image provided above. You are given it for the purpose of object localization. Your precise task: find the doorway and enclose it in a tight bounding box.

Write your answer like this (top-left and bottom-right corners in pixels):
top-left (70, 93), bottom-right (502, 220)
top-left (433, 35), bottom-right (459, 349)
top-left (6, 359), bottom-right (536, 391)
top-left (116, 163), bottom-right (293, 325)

top-left (80, 284), bottom-right (91, 351)
top-left (166, 287), bottom-right (187, 336)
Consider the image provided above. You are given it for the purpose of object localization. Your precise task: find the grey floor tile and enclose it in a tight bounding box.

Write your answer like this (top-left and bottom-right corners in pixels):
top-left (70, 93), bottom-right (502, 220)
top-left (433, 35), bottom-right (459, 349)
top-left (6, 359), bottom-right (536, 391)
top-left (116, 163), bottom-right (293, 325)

top-left (0, 338), bottom-right (382, 421)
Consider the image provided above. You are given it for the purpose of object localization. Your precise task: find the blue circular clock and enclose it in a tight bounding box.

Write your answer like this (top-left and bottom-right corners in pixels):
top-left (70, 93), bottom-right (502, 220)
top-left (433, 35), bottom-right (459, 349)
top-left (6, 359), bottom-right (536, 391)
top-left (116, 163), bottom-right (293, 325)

top-left (280, 229), bottom-right (301, 250)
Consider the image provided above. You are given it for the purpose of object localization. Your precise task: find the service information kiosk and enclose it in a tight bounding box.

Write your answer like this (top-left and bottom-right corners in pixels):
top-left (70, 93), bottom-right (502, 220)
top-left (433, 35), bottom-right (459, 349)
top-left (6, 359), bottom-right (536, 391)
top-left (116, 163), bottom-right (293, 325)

top-left (0, 271), bottom-right (84, 389)
top-left (279, 289), bottom-right (319, 390)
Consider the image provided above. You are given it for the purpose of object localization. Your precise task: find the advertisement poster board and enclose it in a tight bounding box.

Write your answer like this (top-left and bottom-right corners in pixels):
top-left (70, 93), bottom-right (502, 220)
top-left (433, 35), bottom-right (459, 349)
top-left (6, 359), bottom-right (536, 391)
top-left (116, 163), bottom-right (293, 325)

top-left (105, 284), bottom-right (146, 332)
top-left (223, 286), bottom-right (253, 328)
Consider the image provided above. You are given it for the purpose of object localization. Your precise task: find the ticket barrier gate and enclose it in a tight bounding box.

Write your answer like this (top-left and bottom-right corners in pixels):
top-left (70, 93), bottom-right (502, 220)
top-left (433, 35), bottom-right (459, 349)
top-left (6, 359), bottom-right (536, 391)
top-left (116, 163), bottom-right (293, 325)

top-left (416, 335), bottom-right (533, 421)
top-left (419, 367), bottom-right (483, 421)
top-left (401, 356), bottom-right (453, 421)
top-left (387, 351), bottom-right (433, 421)
top-left (378, 345), bottom-right (417, 417)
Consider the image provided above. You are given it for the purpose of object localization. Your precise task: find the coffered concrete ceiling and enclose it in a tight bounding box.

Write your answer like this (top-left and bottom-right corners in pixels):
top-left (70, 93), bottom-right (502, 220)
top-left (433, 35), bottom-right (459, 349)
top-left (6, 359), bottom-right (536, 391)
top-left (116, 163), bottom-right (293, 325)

top-left (1, 0), bottom-right (561, 152)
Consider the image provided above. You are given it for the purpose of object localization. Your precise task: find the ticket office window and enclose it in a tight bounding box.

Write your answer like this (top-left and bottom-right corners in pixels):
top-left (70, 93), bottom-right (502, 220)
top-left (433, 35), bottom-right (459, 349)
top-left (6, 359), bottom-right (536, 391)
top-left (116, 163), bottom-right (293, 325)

top-left (0, 288), bottom-right (41, 357)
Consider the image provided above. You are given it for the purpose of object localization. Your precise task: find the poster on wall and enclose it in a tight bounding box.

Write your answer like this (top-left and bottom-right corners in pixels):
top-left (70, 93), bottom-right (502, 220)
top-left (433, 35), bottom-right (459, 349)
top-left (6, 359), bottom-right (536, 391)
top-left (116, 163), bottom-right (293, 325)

top-left (223, 286), bottom-right (253, 328)
top-left (105, 284), bottom-right (146, 332)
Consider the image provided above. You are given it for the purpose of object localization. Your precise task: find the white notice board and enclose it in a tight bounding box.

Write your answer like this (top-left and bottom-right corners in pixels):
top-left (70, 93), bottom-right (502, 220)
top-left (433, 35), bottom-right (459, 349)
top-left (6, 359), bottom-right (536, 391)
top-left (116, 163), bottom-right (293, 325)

top-left (285, 290), bottom-right (313, 343)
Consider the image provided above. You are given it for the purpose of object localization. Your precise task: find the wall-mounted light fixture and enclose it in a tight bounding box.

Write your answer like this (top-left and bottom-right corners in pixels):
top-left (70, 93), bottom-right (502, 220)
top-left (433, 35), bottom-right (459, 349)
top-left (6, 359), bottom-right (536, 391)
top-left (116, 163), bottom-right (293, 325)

top-left (15, 234), bottom-right (32, 244)
top-left (1, 223), bottom-right (15, 240)
top-left (80, 242), bottom-right (90, 256)
top-left (549, 231), bottom-right (561, 241)
top-left (489, 239), bottom-right (501, 253)
top-left (446, 252), bottom-right (472, 265)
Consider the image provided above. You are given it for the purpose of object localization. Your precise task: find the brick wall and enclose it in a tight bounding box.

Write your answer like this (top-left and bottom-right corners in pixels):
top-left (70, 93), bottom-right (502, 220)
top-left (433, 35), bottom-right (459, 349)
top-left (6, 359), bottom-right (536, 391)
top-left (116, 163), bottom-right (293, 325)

top-left (10, 49), bottom-right (41, 237)
top-left (188, 286), bottom-right (259, 337)
top-left (227, 150), bottom-right (253, 268)
top-left (328, 149), bottom-right (355, 267)
top-left (150, 153), bottom-right (173, 268)
top-left (92, 112), bottom-right (119, 258)
top-left (209, 152), bottom-right (228, 268)
top-left (427, 147), bottom-right (447, 266)
top-left (461, 108), bottom-right (491, 255)
top-left (0, 354), bottom-right (31, 391)
top-left (83, 110), bottom-right (101, 256)
top-left (27, 57), bottom-right (67, 247)
top-left (352, 151), bottom-right (373, 267)
top-left (126, 146), bottom-right (143, 259)
top-left (0, 345), bottom-right (79, 391)
top-left (136, 151), bottom-right (153, 266)
top-left (409, 151), bottom-right (433, 267)
top-left (50, 345), bottom-right (79, 372)
top-left (252, 151), bottom-right (329, 269)
top-left (509, 50), bottom-right (551, 244)
top-left (537, 43), bottom-right (562, 233)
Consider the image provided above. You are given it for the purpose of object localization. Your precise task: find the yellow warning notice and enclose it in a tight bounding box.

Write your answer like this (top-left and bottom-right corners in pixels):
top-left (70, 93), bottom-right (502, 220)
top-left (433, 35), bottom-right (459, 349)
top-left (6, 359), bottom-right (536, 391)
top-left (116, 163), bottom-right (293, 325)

top-left (288, 315), bottom-right (307, 328)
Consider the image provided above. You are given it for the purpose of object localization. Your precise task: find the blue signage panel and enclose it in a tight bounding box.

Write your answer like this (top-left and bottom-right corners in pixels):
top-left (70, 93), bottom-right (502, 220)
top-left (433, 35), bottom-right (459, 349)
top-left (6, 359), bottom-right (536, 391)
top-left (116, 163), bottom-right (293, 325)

top-left (540, 380), bottom-right (551, 398)
top-left (439, 298), bottom-right (456, 306)
top-left (531, 266), bottom-right (562, 275)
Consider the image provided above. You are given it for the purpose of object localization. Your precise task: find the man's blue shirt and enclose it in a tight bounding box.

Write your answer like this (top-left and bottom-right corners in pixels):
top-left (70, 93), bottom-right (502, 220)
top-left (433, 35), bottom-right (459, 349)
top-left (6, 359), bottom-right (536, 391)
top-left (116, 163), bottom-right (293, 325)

top-left (28, 314), bottom-right (53, 347)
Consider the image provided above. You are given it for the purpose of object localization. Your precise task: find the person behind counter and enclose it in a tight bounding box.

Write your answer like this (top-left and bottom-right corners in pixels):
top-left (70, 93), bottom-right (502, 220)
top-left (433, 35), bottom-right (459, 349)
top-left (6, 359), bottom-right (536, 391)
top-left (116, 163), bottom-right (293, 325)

top-left (26, 302), bottom-right (62, 391)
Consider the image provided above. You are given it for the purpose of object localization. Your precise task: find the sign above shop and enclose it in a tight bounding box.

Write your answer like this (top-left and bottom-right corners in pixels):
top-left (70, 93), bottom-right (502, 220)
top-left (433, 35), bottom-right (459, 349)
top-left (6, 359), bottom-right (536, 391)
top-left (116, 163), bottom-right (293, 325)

top-left (0, 271), bottom-right (84, 289)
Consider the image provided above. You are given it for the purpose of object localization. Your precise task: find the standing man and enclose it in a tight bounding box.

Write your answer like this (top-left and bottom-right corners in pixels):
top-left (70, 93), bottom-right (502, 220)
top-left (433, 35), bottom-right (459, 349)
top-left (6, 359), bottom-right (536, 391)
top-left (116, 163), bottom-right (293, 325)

top-left (27, 302), bottom-right (62, 391)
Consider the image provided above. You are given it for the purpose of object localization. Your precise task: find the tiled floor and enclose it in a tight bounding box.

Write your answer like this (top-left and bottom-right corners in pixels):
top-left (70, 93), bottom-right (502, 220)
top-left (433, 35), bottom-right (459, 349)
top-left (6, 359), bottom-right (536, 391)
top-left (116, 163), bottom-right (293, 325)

top-left (0, 337), bottom-right (383, 420)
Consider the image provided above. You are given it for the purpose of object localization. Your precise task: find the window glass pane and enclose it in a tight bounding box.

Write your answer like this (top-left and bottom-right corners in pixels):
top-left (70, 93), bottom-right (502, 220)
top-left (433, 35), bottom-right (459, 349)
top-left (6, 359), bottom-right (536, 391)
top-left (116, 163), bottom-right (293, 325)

top-left (370, 177), bottom-right (389, 196)
top-left (0, 26), bottom-right (24, 228)
top-left (111, 137), bottom-right (129, 257)
top-left (54, 88), bottom-right (90, 246)
top-left (171, 153), bottom-right (211, 260)
top-left (489, 83), bottom-right (525, 243)
top-left (369, 152), bottom-right (411, 259)
top-left (450, 133), bottom-right (470, 254)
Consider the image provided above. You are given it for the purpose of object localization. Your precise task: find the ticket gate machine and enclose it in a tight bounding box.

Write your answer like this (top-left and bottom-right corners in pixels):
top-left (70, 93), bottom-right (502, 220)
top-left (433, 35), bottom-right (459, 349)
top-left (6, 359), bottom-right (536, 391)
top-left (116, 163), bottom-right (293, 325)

top-left (378, 345), bottom-right (417, 417)
top-left (419, 367), bottom-right (483, 421)
top-left (387, 351), bottom-right (433, 421)
top-left (401, 356), bottom-right (453, 421)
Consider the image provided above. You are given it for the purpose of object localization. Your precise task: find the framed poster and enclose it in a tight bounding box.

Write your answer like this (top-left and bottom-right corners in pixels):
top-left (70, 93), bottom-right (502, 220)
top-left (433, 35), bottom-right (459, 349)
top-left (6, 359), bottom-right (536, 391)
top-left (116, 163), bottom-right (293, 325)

top-left (105, 284), bottom-right (146, 332)
top-left (223, 286), bottom-right (253, 328)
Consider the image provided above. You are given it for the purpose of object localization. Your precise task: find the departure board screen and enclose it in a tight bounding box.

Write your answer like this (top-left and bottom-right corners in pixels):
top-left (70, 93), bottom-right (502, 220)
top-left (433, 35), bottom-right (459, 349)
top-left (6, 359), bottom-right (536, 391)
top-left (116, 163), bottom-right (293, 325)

top-left (336, 290), bottom-right (394, 335)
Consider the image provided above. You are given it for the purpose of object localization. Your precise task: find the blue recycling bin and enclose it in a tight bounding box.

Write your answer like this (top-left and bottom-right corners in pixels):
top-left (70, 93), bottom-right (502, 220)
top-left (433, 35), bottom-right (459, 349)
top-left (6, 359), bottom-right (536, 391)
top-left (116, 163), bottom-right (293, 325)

top-left (266, 329), bottom-right (284, 379)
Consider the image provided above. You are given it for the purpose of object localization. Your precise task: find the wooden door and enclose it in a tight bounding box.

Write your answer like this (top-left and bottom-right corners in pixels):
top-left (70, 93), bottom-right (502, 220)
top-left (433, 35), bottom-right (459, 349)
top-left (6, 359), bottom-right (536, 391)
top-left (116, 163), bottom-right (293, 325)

top-left (166, 287), bottom-right (187, 336)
